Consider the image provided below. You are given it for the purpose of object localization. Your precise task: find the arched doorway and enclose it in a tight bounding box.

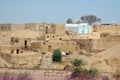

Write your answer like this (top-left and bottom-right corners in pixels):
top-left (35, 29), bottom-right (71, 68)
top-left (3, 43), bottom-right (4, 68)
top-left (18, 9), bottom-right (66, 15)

top-left (24, 40), bottom-right (28, 48)
top-left (48, 45), bottom-right (52, 52)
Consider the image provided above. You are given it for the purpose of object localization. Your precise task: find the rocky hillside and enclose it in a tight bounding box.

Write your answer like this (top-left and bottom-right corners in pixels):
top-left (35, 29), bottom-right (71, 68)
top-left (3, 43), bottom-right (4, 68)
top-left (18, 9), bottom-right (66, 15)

top-left (92, 45), bottom-right (120, 74)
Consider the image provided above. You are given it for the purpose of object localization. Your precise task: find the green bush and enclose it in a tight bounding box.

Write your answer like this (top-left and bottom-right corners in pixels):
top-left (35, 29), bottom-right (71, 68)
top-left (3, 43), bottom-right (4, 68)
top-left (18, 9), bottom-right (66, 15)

top-left (52, 49), bottom-right (62, 62)
top-left (72, 59), bottom-right (84, 67)
top-left (89, 68), bottom-right (99, 76)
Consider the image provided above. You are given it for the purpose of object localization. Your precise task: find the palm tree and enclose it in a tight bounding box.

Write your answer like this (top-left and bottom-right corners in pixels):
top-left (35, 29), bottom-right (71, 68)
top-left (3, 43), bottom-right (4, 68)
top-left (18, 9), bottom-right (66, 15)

top-left (80, 15), bottom-right (101, 25)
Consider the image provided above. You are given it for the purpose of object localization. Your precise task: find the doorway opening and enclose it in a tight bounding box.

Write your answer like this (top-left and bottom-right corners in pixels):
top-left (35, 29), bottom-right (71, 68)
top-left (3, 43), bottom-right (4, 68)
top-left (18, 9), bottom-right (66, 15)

top-left (24, 40), bottom-right (27, 48)
top-left (16, 49), bottom-right (19, 54)
top-left (48, 45), bottom-right (52, 52)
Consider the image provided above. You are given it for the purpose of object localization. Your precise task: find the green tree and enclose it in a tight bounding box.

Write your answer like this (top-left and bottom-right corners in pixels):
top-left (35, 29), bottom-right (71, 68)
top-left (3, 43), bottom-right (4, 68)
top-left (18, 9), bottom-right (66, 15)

top-left (52, 49), bottom-right (62, 62)
top-left (80, 15), bottom-right (101, 25)
top-left (66, 18), bottom-right (73, 23)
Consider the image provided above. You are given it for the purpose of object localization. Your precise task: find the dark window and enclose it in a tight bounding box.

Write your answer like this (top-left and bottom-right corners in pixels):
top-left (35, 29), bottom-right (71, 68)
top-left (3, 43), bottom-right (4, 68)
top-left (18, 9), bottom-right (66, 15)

top-left (15, 39), bottom-right (19, 43)
top-left (1, 26), bottom-right (3, 31)
top-left (24, 40), bottom-right (28, 48)
top-left (43, 42), bottom-right (45, 45)
top-left (25, 40), bottom-right (27, 45)
top-left (16, 49), bottom-right (19, 54)
top-left (47, 36), bottom-right (49, 38)
top-left (59, 38), bottom-right (62, 40)
top-left (11, 37), bottom-right (14, 42)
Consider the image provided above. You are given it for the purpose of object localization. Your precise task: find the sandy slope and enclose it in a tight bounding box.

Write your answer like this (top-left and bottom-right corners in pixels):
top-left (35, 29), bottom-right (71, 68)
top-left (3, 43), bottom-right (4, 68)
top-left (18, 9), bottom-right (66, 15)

top-left (67, 45), bottom-right (120, 74)
top-left (90, 45), bottom-right (120, 74)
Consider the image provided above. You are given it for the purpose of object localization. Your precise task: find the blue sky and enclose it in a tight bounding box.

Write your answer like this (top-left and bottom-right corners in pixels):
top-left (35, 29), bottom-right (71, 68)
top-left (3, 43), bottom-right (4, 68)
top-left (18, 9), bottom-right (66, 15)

top-left (0, 0), bottom-right (120, 24)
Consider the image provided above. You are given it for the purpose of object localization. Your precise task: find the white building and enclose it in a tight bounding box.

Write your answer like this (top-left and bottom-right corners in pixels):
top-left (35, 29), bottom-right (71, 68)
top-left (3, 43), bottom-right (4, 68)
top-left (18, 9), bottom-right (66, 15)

top-left (65, 23), bottom-right (92, 34)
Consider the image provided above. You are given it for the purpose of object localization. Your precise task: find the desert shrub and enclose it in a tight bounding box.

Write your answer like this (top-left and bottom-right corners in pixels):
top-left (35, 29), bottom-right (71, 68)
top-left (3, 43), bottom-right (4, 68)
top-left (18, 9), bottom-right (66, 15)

top-left (72, 59), bottom-right (84, 67)
top-left (69, 58), bottom-right (100, 80)
top-left (89, 68), bottom-right (99, 76)
top-left (70, 68), bottom-right (99, 80)
top-left (52, 49), bottom-right (62, 62)
top-left (71, 59), bottom-right (84, 77)
top-left (33, 64), bottom-right (41, 69)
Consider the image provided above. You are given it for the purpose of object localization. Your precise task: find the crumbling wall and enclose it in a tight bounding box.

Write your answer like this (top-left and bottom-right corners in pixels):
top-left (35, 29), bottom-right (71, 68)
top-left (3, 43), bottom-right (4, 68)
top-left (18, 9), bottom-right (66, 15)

top-left (0, 24), bottom-right (11, 31)
top-left (0, 24), bottom-right (24, 31)
top-left (93, 24), bottom-right (120, 34)
top-left (75, 39), bottom-right (93, 52)
top-left (31, 40), bottom-right (77, 53)
top-left (92, 34), bottom-right (120, 51)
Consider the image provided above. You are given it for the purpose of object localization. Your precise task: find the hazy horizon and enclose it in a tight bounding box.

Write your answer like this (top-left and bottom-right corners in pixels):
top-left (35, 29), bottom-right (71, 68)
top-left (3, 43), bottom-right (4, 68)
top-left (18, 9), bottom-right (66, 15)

top-left (0, 0), bottom-right (120, 24)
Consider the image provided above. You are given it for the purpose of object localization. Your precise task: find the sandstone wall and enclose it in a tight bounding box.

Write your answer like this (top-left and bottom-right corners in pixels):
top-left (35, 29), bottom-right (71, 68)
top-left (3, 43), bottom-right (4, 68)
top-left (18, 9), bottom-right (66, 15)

top-left (0, 24), bottom-right (11, 31)
top-left (11, 38), bottom-right (32, 48)
top-left (31, 40), bottom-right (77, 53)
top-left (92, 34), bottom-right (120, 50)
top-left (93, 24), bottom-right (120, 34)
top-left (55, 24), bottom-right (65, 35)
top-left (0, 24), bottom-right (25, 31)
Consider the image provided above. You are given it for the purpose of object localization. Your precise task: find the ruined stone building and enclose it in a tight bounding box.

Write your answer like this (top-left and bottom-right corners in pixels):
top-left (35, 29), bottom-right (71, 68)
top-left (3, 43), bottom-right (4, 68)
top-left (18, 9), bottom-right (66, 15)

top-left (1, 23), bottom-right (120, 54)
top-left (0, 23), bottom-right (25, 31)
top-left (6, 23), bottom-right (77, 54)
top-left (0, 24), bottom-right (11, 31)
